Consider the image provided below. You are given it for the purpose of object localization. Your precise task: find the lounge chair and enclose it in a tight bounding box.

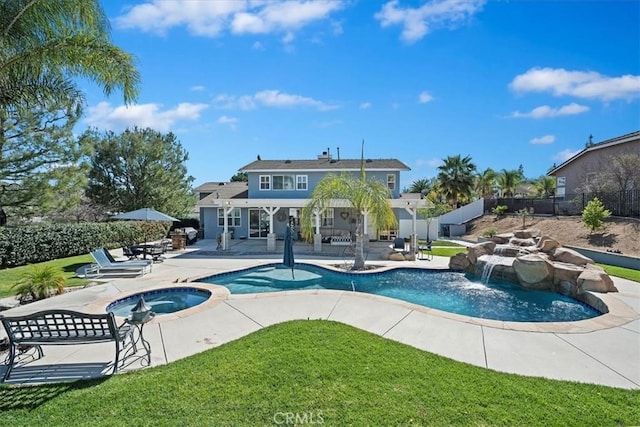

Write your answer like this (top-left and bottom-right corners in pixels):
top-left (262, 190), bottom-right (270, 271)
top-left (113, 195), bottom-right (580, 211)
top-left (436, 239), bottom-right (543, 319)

top-left (87, 249), bottom-right (152, 278)
top-left (102, 248), bottom-right (153, 267)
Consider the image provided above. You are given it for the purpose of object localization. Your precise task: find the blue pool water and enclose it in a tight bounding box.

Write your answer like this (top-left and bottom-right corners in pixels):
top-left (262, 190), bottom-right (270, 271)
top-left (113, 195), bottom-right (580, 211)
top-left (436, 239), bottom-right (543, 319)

top-left (197, 263), bottom-right (601, 322)
top-left (107, 287), bottom-right (211, 317)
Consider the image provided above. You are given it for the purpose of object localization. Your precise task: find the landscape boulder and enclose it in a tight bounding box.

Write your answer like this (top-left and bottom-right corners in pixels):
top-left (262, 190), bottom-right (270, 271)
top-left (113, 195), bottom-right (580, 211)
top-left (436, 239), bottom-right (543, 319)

top-left (552, 247), bottom-right (594, 266)
top-left (513, 254), bottom-right (554, 289)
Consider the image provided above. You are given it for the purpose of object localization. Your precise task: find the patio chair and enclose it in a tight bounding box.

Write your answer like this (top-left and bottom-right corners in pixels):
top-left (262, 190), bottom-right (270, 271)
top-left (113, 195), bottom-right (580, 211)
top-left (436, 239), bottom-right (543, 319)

top-left (418, 241), bottom-right (433, 261)
top-left (88, 249), bottom-right (152, 278)
top-left (391, 237), bottom-right (406, 251)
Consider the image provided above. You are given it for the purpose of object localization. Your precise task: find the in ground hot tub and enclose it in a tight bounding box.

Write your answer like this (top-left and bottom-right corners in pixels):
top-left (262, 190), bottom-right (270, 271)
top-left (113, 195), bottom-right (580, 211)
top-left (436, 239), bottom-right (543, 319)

top-left (107, 287), bottom-right (211, 317)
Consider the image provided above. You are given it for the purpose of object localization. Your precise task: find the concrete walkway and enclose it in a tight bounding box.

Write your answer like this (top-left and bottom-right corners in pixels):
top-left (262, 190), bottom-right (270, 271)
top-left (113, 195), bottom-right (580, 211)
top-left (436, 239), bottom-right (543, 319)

top-left (1, 239), bottom-right (639, 389)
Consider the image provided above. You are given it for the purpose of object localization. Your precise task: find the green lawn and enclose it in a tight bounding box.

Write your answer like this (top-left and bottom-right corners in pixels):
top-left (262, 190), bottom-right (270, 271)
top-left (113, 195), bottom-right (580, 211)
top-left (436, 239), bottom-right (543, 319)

top-left (0, 321), bottom-right (637, 426)
top-left (0, 255), bottom-right (94, 298)
top-left (598, 264), bottom-right (640, 283)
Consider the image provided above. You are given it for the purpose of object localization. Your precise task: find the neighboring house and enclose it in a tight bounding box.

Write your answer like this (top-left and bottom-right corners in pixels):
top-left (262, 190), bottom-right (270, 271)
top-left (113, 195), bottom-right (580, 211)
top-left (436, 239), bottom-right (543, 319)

top-left (196, 151), bottom-right (432, 250)
top-left (548, 130), bottom-right (640, 199)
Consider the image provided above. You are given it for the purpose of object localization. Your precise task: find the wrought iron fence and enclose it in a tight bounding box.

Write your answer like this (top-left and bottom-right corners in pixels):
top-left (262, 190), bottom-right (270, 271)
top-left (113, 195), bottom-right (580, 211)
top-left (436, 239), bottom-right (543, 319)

top-left (483, 190), bottom-right (639, 218)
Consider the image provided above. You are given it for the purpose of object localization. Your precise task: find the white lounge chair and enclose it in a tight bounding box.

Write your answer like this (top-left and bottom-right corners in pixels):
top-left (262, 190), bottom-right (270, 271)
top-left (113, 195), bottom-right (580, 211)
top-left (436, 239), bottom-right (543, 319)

top-left (87, 249), bottom-right (152, 278)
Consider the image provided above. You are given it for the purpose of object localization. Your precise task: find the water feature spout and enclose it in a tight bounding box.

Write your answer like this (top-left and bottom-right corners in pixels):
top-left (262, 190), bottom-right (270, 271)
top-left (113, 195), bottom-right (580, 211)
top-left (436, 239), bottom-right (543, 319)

top-left (351, 280), bottom-right (356, 292)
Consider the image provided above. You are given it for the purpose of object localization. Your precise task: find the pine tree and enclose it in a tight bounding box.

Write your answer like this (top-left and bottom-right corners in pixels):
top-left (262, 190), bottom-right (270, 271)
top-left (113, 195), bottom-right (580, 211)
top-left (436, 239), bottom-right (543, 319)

top-left (582, 197), bottom-right (611, 232)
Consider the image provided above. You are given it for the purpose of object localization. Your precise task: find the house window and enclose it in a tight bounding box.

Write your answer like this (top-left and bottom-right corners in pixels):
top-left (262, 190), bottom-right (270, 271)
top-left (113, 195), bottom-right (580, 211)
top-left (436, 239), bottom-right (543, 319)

top-left (273, 175), bottom-right (295, 190)
top-left (259, 175), bottom-right (270, 190)
top-left (556, 187), bottom-right (565, 197)
top-left (296, 175), bottom-right (308, 191)
top-left (218, 208), bottom-right (241, 227)
top-left (387, 174), bottom-right (396, 190)
top-left (556, 176), bottom-right (566, 187)
top-left (321, 208), bottom-right (334, 227)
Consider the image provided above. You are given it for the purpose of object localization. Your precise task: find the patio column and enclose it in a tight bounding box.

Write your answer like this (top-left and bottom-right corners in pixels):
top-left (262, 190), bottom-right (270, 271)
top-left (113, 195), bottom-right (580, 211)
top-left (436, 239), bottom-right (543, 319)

top-left (404, 203), bottom-right (417, 253)
top-left (263, 206), bottom-right (279, 252)
top-left (362, 211), bottom-right (369, 243)
top-left (223, 204), bottom-right (234, 250)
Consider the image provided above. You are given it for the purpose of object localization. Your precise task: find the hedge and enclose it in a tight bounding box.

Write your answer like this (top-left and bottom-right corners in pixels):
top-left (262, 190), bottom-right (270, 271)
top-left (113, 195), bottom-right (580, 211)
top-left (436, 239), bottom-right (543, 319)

top-left (0, 222), bottom-right (170, 269)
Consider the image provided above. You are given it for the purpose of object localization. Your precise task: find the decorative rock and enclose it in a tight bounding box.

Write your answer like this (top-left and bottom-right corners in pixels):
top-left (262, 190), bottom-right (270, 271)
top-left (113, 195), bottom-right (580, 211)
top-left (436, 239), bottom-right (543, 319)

top-left (404, 252), bottom-right (416, 261)
top-left (494, 244), bottom-right (527, 257)
top-left (538, 237), bottom-right (560, 253)
top-left (552, 247), bottom-right (594, 266)
top-left (449, 252), bottom-right (471, 270)
top-left (552, 262), bottom-right (584, 286)
top-left (513, 254), bottom-right (554, 289)
top-left (509, 237), bottom-right (536, 247)
top-left (578, 269), bottom-right (618, 293)
top-left (388, 252), bottom-right (406, 261)
top-left (491, 233), bottom-right (514, 244)
top-left (514, 229), bottom-right (540, 239)
top-left (467, 241), bottom-right (496, 264)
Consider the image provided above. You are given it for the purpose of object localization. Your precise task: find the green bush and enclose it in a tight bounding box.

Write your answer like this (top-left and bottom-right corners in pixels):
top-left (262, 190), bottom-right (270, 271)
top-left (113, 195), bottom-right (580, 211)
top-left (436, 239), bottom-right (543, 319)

top-left (492, 205), bottom-right (508, 217)
top-left (482, 227), bottom-right (497, 237)
top-left (12, 264), bottom-right (65, 301)
top-left (582, 197), bottom-right (611, 232)
top-left (0, 221), bottom-right (170, 268)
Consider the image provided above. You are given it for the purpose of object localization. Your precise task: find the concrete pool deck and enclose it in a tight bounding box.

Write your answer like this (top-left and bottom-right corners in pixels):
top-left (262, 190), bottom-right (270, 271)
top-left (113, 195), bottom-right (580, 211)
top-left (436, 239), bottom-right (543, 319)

top-left (1, 239), bottom-right (639, 389)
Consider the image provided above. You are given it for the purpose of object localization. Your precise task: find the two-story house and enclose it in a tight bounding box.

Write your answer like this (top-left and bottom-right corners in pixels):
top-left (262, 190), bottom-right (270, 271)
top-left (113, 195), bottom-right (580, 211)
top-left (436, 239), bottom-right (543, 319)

top-left (196, 151), bottom-right (430, 251)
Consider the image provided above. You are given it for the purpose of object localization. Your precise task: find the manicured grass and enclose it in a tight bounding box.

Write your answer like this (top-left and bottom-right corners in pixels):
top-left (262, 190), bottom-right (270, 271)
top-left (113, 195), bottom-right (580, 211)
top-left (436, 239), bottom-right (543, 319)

top-left (597, 264), bottom-right (640, 283)
top-left (431, 239), bottom-right (465, 247)
top-left (0, 255), bottom-right (93, 298)
top-left (0, 321), bottom-right (637, 426)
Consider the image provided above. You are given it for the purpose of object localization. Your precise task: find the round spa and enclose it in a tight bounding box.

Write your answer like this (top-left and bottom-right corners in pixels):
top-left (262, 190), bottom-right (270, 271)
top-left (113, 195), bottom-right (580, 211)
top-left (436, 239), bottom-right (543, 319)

top-left (107, 287), bottom-right (211, 317)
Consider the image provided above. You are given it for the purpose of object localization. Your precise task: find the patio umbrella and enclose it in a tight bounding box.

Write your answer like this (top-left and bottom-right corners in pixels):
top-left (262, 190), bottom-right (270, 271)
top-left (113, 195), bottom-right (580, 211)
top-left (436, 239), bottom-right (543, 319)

top-left (283, 224), bottom-right (295, 279)
top-left (111, 208), bottom-right (178, 249)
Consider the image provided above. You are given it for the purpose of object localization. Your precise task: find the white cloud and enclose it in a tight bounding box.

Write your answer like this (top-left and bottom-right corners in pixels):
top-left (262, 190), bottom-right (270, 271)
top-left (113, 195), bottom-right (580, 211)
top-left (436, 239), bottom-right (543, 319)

top-left (115, 0), bottom-right (346, 40)
top-left (510, 103), bottom-right (589, 119)
top-left (510, 67), bottom-right (640, 101)
top-left (359, 102), bottom-right (372, 110)
top-left (418, 91), bottom-right (434, 103)
top-left (85, 101), bottom-right (208, 132)
top-left (553, 148), bottom-right (581, 162)
top-left (415, 158), bottom-right (442, 168)
top-left (530, 135), bottom-right (555, 145)
top-left (216, 115), bottom-right (238, 130)
top-left (213, 90), bottom-right (339, 111)
top-left (375, 0), bottom-right (486, 43)
top-left (190, 85), bottom-right (205, 92)
top-left (252, 41), bottom-right (265, 50)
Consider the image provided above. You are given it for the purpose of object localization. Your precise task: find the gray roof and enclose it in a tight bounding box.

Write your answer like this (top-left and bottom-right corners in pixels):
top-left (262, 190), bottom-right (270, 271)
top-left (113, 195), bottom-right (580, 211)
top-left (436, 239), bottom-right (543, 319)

top-left (195, 182), bottom-right (248, 200)
top-left (548, 130), bottom-right (639, 175)
top-left (238, 158), bottom-right (410, 172)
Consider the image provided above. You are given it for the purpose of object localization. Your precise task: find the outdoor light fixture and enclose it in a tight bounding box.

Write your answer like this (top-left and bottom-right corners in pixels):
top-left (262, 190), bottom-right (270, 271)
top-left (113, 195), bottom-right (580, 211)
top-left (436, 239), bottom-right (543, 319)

top-left (130, 296), bottom-right (153, 322)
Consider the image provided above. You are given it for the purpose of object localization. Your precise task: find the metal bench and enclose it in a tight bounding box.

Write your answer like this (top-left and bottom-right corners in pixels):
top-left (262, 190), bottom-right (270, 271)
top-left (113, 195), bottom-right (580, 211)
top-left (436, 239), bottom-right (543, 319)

top-left (0, 310), bottom-right (133, 381)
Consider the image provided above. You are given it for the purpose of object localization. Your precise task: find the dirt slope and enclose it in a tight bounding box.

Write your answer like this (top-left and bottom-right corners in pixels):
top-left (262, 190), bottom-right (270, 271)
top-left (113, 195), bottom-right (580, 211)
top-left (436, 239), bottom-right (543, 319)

top-left (462, 215), bottom-right (640, 257)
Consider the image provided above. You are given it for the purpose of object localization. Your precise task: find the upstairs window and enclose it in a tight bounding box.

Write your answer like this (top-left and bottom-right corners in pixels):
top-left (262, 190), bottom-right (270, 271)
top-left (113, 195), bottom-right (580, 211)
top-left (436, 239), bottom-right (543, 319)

top-left (387, 174), bottom-right (396, 190)
top-left (296, 175), bottom-right (308, 191)
top-left (273, 175), bottom-right (295, 190)
top-left (260, 175), bottom-right (270, 190)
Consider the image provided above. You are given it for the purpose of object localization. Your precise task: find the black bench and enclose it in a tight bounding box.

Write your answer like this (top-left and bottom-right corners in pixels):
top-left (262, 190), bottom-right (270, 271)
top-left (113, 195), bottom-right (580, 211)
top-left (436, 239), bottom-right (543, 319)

top-left (0, 310), bottom-right (133, 381)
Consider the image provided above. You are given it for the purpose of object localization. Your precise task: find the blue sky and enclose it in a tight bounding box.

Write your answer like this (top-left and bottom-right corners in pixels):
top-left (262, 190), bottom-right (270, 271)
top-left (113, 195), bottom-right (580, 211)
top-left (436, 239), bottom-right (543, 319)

top-left (83, 0), bottom-right (640, 189)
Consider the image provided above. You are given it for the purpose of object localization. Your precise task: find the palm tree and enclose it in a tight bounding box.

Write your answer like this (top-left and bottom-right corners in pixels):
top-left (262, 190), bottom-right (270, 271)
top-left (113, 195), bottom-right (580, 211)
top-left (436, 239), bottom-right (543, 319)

top-left (407, 178), bottom-right (431, 194)
top-left (0, 0), bottom-right (140, 110)
top-left (475, 168), bottom-right (497, 199)
top-left (436, 155), bottom-right (477, 209)
top-left (300, 173), bottom-right (396, 271)
top-left (497, 169), bottom-right (522, 198)
top-left (533, 175), bottom-right (556, 198)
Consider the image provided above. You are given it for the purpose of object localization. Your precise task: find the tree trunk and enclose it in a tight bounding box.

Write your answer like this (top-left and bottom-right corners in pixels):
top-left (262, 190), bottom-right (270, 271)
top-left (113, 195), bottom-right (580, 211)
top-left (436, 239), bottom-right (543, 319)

top-left (353, 213), bottom-right (365, 270)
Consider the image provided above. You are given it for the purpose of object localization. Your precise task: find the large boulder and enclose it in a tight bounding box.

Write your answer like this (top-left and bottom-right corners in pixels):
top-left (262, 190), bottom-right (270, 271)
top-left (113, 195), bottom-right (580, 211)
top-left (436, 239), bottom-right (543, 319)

top-left (491, 233), bottom-right (514, 244)
top-left (388, 252), bottom-right (406, 261)
top-left (509, 237), bottom-right (536, 247)
top-left (552, 262), bottom-right (585, 286)
top-left (551, 247), bottom-right (594, 266)
top-left (513, 254), bottom-right (554, 289)
top-left (467, 241), bottom-right (495, 264)
top-left (514, 229), bottom-right (540, 239)
top-left (578, 269), bottom-right (618, 293)
top-left (449, 252), bottom-right (471, 270)
top-left (537, 236), bottom-right (561, 253)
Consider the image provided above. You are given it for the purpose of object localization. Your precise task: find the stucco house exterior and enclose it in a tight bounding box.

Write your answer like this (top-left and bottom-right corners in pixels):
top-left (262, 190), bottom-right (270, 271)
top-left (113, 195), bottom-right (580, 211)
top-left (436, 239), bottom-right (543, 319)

top-left (195, 151), bottom-right (432, 251)
top-left (548, 130), bottom-right (640, 199)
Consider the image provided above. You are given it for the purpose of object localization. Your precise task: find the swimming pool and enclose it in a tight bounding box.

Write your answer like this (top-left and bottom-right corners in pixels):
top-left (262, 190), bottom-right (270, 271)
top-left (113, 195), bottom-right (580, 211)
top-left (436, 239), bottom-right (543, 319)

top-left (197, 263), bottom-right (602, 322)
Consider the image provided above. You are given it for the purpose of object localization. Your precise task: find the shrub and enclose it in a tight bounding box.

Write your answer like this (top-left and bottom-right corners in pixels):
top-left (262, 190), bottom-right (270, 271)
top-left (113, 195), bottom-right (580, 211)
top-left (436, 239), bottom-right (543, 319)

top-left (12, 265), bottom-right (66, 302)
top-left (492, 205), bottom-right (508, 217)
top-left (582, 197), bottom-right (611, 232)
top-left (482, 228), bottom-right (497, 237)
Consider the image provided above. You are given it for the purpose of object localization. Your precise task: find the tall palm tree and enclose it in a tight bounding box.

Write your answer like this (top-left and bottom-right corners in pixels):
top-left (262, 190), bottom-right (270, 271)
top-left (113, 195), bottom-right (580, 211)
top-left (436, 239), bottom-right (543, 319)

top-left (407, 178), bottom-right (431, 194)
top-left (436, 155), bottom-right (477, 209)
top-left (300, 172), bottom-right (396, 271)
top-left (475, 168), bottom-right (497, 199)
top-left (497, 169), bottom-right (522, 198)
top-left (0, 0), bottom-right (140, 110)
